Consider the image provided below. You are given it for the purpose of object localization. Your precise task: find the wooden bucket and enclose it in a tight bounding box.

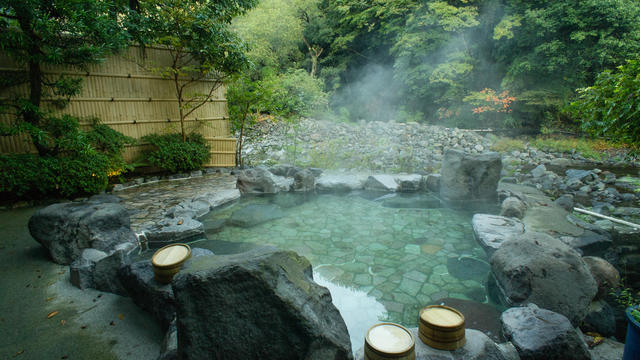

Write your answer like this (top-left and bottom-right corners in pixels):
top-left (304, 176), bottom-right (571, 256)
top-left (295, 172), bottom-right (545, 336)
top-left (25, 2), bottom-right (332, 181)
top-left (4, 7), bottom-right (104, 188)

top-left (151, 243), bottom-right (192, 284)
top-left (418, 305), bottom-right (466, 350)
top-left (364, 323), bottom-right (415, 360)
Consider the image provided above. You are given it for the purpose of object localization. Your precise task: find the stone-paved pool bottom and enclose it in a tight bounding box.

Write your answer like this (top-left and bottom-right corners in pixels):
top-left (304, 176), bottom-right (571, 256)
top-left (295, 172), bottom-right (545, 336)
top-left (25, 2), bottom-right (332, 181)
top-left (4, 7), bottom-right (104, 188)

top-left (193, 191), bottom-right (496, 351)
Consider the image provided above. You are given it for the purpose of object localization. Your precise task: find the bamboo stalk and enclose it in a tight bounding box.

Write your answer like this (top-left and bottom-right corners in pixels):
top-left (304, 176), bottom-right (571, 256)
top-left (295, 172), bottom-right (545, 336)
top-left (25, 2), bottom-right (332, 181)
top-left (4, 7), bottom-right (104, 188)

top-left (80, 117), bottom-right (227, 126)
top-left (573, 207), bottom-right (640, 229)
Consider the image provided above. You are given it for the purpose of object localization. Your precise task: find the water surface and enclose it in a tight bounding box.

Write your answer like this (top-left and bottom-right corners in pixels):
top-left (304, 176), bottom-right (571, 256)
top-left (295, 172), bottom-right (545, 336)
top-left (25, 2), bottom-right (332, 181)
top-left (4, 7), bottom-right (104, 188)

top-left (197, 191), bottom-right (495, 351)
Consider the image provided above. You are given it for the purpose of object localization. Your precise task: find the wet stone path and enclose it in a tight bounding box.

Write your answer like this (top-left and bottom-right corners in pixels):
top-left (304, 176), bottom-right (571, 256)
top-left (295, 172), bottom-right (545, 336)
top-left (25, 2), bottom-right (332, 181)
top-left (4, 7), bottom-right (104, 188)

top-left (115, 173), bottom-right (237, 232)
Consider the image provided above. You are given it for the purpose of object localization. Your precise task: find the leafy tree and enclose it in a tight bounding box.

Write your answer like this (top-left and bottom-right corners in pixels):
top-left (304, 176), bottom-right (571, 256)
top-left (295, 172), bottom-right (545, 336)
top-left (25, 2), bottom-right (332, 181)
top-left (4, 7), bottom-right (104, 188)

top-left (314, 0), bottom-right (640, 129)
top-left (494, 0), bottom-right (640, 122)
top-left (571, 59), bottom-right (640, 154)
top-left (0, 0), bottom-right (130, 155)
top-left (391, 0), bottom-right (480, 117)
top-left (227, 72), bottom-right (273, 166)
top-left (134, 0), bottom-right (257, 142)
top-left (232, 0), bottom-right (306, 73)
top-left (228, 69), bottom-right (327, 165)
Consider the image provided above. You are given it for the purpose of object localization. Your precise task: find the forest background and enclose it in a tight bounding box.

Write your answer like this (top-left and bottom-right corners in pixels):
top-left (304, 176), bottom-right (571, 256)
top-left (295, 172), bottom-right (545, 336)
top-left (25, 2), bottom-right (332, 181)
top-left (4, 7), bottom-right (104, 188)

top-left (229, 0), bottom-right (640, 137)
top-left (2, 0), bottom-right (640, 199)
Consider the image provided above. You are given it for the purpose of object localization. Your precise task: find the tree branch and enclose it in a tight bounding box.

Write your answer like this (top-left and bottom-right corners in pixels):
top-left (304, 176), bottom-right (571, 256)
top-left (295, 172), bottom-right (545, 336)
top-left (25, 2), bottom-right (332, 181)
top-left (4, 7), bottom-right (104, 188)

top-left (182, 79), bottom-right (225, 119)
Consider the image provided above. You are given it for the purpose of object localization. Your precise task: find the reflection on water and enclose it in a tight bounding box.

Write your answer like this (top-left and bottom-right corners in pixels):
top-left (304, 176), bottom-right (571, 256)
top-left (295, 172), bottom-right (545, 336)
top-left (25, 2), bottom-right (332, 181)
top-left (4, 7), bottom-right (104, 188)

top-left (314, 273), bottom-right (387, 354)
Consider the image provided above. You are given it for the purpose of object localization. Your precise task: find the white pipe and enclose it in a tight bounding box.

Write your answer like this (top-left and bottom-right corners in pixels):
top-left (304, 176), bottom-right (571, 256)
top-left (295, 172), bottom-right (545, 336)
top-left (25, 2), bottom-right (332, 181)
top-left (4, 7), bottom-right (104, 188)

top-left (573, 207), bottom-right (640, 230)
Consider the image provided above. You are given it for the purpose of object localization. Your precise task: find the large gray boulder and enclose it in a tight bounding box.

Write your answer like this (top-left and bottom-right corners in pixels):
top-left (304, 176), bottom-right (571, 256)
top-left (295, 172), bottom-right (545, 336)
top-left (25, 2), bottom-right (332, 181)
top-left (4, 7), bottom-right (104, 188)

top-left (92, 241), bottom-right (138, 295)
top-left (472, 214), bottom-right (525, 256)
top-left (70, 248), bottom-right (109, 289)
top-left (501, 304), bottom-right (591, 360)
top-left (237, 167), bottom-right (293, 194)
top-left (293, 169), bottom-right (316, 192)
top-left (355, 328), bottom-right (519, 360)
top-left (440, 149), bottom-right (502, 205)
top-left (582, 300), bottom-right (616, 338)
top-left (316, 173), bottom-right (368, 192)
top-left (395, 174), bottom-right (423, 192)
top-left (172, 247), bottom-right (352, 360)
top-left (119, 259), bottom-right (176, 328)
top-left (582, 332), bottom-right (624, 360)
top-left (364, 175), bottom-right (399, 192)
top-left (269, 165), bottom-right (300, 178)
top-left (119, 247), bottom-right (214, 329)
top-left (491, 232), bottom-right (598, 326)
top-left (29, 201), bottom-right (137, 264)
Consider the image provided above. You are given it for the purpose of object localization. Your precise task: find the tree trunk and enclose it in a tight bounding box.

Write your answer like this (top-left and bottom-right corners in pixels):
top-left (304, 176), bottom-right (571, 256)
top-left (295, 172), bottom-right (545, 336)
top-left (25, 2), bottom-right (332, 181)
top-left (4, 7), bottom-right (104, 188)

top-left (26, 59), bottom-right (49, 155)
top-left (236, 103), bottom-right (249, 166)
top-left (16, 6), bottom-right (49, 155)
top-left (310, 55), bottom-right (318, 78)
top-left (172, 60), bottom-right (186, 142)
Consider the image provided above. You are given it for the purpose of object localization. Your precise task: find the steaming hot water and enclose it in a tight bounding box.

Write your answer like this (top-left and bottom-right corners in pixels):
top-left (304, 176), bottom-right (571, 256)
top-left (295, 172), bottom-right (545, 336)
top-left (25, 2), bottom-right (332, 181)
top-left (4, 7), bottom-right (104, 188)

top-left (195, 191), bottom-right (497, 352)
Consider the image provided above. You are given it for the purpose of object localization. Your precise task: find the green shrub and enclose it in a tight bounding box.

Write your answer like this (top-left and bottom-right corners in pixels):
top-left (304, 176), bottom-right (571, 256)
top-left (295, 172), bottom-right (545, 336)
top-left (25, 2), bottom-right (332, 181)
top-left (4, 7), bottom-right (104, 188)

top-left (490, 137), bottom-right (527, 152)
top-left (571, 59), bottom-right (640, 156)
top-left (85, 119), bottom-right (135, 174)
top-left (142, 133), bottom-right (210, 173)
top-left (263, 69), bottom-right (329, 118)
top-left (0, 150), bottom-right (110, 199)
top-left (0, 116), bottom-right (130, 200)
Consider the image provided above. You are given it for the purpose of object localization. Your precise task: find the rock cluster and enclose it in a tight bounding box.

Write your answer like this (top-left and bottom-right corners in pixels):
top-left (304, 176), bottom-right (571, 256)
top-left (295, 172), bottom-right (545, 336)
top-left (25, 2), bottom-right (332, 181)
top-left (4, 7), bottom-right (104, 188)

top-left (29, 196), bottom-right (140, 294)
top-left (242, 119), bottom-right (493, 172)
top-left (29, 196), bottom-right (136, 265)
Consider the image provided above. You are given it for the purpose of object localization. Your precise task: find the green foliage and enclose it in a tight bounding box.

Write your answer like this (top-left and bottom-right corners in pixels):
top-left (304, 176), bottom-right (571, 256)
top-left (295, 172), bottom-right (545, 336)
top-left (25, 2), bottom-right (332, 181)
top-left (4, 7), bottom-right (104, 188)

top-left (611, 286), bottom-right (640, 322)
top-left (309, 0), bottom-right (640, 129)
top-left (232, 0), bottom-right (306, 71)
top-left (490, 137), bottom-right (527, 153)
top-left (0, 0), bottom-right (130, 155)
top-left (133, 0), bottom-right (256, 141)
top-left (263, 69), bottom-right (329, 118)
top-left (0, 146), bottom-right (111, 199)
top-left (531, 137), bottom-right (603, 160)
top-left (571, 60), bottom-right (640, 155)
top-left (228, 69), bottom-right (327, 165)
top-left (0, 113), bottom-right (132, 199)
top-left (142, 133), bottom-right (210, 173)
top-left (495, 0), bottom-right (640, 124)
top-left (85, 120), bottom-right (135, 174)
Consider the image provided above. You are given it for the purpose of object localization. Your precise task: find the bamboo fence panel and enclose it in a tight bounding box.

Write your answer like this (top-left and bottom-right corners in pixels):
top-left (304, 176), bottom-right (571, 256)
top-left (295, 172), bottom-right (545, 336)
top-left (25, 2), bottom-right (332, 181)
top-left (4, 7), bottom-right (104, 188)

top-left (0, 46), bottom-right (236, 167)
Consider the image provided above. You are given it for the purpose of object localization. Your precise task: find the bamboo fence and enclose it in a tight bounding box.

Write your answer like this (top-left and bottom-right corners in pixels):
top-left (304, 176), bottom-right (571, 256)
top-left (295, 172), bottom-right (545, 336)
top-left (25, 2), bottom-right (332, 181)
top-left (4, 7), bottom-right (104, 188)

top-left (0, 46), bottom-right (236, 167)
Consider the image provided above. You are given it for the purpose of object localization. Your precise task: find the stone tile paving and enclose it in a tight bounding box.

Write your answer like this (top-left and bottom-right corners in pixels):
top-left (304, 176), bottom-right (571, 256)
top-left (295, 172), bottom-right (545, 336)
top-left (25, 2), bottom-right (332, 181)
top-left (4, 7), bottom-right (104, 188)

top-left (198, 192), bottom-right (492, 329)
top-left (115, 173), bottom-right (237, 232)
